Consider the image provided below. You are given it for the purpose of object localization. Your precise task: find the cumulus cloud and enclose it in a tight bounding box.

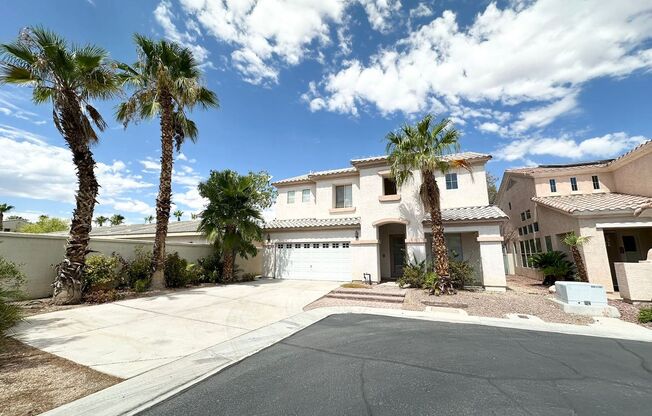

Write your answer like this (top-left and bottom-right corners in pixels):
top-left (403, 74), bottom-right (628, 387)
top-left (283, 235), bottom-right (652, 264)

top-left (154, 0), bottom-right (211, 64)
top-left (496, 132), bottom-right (649, 162)
top-left (409, 2), bottom-right (432, 19)
top-left (306, 0), bottom-right (652, 130)
top-left (0, 124), bottom-right (153, 212)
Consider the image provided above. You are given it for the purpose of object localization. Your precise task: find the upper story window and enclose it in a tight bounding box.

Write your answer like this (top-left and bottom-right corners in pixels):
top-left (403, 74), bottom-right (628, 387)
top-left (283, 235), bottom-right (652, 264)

top-left (570, 177), bottom-right (578, 191)
top-left (549, 179), bottom-right (557, 193)
top-left (525, 210), bottom-right (531, 219)
top-left (508, 202), bottom-right (512, 210)
top-left (335, 184), bottom-right (353, 208)
top-left (287, 191), bottom-right (295, 204)
top-left (592, 175), bottom-right (600, 190)
top-left (302, 189), bottom-right (310, 203)
top-left (445, 173), bottom-right (458, 190)
top-left (383, 177), bottom-right (397, 195)
top-left (520, 212), bottom-right (526, 221)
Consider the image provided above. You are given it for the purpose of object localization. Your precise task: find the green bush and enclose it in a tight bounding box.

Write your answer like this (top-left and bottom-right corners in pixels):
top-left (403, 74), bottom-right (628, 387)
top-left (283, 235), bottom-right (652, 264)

top-left (238, 272), bottom-right (257, 282)
top-left (165, 252), bottom-right (189, 288)
top-left (83, 254), bottom-right (121, 293)
top-left (449, 258), bottom-right (475, 289)
top-left (529, 251), bottom-right (575, 285)
top-left (133, 279), bottom-right (150, 293)
top-left (0, 256), bottom-right (25, 342)
top-left (639, 308), bottom-right (652, 324)
top-left (197, 252), bottom-right (223, 283)
top-left (126, 246), bottom-right (152, 289)
top-left (397, 256), bottom-right (430, 288)
top-left (185, 263), bottom-right (205, 285)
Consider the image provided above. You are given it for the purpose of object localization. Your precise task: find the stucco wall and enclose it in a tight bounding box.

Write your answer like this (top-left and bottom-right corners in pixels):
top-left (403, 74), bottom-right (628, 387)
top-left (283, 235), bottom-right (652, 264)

top-left (0, 233), bottom-right (263, 299)
top-left (533, 172), bottom-right (614, 197)
top-left (612, 150), bottom-right (652, 197)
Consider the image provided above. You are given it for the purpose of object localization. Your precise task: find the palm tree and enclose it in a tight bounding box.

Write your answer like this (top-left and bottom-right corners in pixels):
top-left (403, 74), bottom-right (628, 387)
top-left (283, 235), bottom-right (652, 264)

top-left (198, 170), bottom-right (263, 283)
top-left (0, 27), bottom-right (119, 304)
top-left (386, 114), bottom-right (469, 295)
top-left (562, 232), bottom-right (591, 282)
top-left (145, 215), bottom-right (154, 224)
top-left (94, 216), bottom-right (109, 227)
top-left (0, 203), bottom-right (14, 230)
top-left (117, 35), bottom-right (218, 289)
top-left (110, 214), bottom-right (125, 226)
top-left (173, 209), bottom-right (184, 221)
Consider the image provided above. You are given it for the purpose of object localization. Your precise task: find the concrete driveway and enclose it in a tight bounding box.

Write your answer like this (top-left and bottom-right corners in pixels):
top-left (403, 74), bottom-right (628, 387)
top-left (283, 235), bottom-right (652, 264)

top-left (10, 279), bottom-right (338, 378)
top-left (141, 313), bottom-right (652, 416)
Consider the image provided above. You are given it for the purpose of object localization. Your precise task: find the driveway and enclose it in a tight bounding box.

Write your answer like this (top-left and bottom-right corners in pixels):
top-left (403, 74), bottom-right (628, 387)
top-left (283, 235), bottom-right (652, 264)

top-left (141, 314), bottom-right (652, 416)
top-left (10, 279), bottom-right (339, 378)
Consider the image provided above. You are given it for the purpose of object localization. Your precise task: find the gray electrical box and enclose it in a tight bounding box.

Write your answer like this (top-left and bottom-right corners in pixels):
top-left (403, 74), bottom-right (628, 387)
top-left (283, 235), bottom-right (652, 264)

top-left (555, 282), bottom-right (607, 306)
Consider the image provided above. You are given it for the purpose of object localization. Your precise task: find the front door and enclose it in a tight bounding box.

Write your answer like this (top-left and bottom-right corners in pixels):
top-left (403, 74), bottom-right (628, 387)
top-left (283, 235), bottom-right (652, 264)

top-left (390, 235), bottom-right (406, 278)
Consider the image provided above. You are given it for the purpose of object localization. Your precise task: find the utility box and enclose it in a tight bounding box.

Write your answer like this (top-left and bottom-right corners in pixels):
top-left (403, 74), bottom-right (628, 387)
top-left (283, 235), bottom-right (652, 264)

top-left (555, 282), bottom-right (607, 306)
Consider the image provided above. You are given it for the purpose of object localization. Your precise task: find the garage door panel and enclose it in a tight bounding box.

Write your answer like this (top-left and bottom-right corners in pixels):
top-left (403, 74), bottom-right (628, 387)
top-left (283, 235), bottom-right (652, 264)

top-left (275, 243), bottom-right (351, 281)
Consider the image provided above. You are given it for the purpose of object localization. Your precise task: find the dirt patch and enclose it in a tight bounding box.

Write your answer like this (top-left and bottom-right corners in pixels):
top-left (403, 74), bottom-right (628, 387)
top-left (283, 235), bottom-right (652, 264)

top-left (610, 300), bottom-right (652, 329)
top-left (0, 337), bottom-right (121, 416)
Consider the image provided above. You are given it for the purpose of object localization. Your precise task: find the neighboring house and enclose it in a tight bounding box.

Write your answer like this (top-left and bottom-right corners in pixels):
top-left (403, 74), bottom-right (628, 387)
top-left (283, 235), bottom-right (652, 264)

top-left (89, 220), bottom-right (208, 244)
top-left (2, 218), bottom-right (30, 232)
top-left (496, 141), bottom-right (652, 292)
top-left (263, 152), bottom-right (508, 290)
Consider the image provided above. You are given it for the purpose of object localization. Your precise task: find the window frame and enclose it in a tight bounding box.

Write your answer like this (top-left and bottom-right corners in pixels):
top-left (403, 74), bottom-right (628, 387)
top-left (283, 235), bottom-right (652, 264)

top-left (549, 179), bottom-right (557, 193)
top-left (445, 173), bottom-right (458, 190)
top-left (301, 189), bottom-right (310, 203)
top-left (570, 177), bottom-right (578, 191)
top-left (592, 175), bottom-right (600, 190)
top-left (335, 184), bottom-right (353, 208)
top-left (287, 190), bottom-right (295, 204)
top-left (383, 177), bottom-right (398, 196)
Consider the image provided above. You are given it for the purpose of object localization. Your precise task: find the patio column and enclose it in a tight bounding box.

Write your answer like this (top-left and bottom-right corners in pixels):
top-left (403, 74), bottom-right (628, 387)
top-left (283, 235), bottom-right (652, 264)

top-left (477, 232), bottom-right (507, 292)
top-left (405, 238), bottom-right (427, 263)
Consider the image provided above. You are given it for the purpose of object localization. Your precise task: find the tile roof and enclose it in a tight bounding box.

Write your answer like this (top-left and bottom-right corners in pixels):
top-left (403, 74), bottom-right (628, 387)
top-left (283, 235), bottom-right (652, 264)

top-left (435, 205), bottom-right (508, 222)
top-left (90, 220), bottom-right (201, 236)
top-left (532, 193), bottom-right (652, 214)
top-left (350, 152), bottom-right (491, 165)
top-left (264, 217), bottom-right (361, 230)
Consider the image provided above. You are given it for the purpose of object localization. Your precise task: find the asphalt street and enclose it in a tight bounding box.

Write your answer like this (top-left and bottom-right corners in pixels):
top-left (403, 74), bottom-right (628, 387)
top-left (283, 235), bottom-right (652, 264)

top-left (140, 313), bottom-right (652, 415)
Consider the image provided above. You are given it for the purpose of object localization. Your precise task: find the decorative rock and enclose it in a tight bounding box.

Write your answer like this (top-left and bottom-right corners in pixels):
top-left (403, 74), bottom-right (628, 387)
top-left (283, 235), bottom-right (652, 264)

top-left (548, 285), bottom-right (556, 294)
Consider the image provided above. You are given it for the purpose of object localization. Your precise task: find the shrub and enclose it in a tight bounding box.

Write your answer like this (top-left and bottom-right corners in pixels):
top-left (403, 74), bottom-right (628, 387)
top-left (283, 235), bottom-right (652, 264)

top-left (0, 257), bottom-right (25, 343)
top-left (126, 246), bottom-right (152, 288)
top-left (84, 289), bottom-right (120, 304)
top-left (238, 272), bottom-right (257, 282)
top-left (83, 254), bottom-right (121, 293)
top-left (185, 263), bottom-right (205, 285)
top-left (164, 252), bottom-right (189, 288)
top-left (529, 251), bottom-right (576, 285)
top-left (133, 279), bottom-right (150, 293)
top-left (639, 308), bottom-right (652, 324)
top-left (397, 256), bottom-right (430, 289)
top-left (198, 252), bottom-right (223, 283)
top-left (449, 258), bottom-right (475, 289)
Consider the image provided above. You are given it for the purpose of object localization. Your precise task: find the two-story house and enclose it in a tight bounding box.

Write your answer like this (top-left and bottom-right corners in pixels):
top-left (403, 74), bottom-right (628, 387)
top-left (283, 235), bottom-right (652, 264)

top-left (262, 152), bottom-right (508, 290)
top-left (496, 141), bottom-right (652, 292)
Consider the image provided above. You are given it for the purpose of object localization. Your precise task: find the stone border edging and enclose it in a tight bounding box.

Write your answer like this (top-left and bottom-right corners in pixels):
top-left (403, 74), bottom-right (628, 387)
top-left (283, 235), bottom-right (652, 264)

top-left (41, 306), bottom-right (652, 416)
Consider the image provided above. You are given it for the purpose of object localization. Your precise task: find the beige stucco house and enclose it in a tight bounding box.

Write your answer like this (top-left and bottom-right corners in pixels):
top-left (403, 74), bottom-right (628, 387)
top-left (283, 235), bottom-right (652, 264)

top-left (496, 141), bottom-right (652, 292)
top-left (2, 217), bottom-right (29, 232)
top-left (263, 152), bottom-right (508, 290)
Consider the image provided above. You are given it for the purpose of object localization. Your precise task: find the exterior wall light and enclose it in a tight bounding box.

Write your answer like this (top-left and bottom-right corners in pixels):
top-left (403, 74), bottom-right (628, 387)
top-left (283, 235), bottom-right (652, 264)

top-left (355, 230), bottom-right (359, 240)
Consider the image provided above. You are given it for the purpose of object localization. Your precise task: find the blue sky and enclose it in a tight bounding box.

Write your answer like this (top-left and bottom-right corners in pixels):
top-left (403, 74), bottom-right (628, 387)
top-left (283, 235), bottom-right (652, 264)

top-left (1, 0), bottom-right (651, 224)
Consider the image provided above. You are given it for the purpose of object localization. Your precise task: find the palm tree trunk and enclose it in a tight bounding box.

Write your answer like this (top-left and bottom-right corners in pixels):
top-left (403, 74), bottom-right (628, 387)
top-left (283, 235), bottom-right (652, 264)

top-left (223, 251), bottom-right (234, 283)
top-left (423, 170), bottom-right (453, 294)
top-left (151, 90), bottom-right (174, 289)
top-left (571, 246), bottom-right (589, 282)
top-left (53, 99), bottom-right (99, 305)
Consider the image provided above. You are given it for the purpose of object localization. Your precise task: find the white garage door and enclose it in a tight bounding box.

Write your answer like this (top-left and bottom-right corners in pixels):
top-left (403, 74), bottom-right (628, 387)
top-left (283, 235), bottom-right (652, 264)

top-left (275, 242), bottom-right (351, 281)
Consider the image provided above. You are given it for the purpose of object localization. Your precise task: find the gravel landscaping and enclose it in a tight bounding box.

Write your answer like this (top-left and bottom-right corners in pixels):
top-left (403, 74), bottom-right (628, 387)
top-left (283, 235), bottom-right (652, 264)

top-left (0, 338), bottom-right (121, 416)
top-left (305, 275), bottom-right (652, 328)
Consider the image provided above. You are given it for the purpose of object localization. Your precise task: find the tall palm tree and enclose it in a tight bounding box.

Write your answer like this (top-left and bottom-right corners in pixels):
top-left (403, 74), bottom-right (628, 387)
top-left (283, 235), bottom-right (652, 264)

top-left (386, 114), bottom-right (468, 295)
top-left (117, 35), bottom-right (218, 289)
top-left (198, 170), bottom-right (262, 283)
top-left (145, 215), bottom-right (154, 224)
top-left (94, 215), bottom-right (109, 227)
top-left (0, 27), bottom-right (119, 304)
top-left (173, 209), bottom-right (184, 221)
top-left (0, 203), bottom-right (14, 230)
top-left (110, 214), bottom-right (125, 226)
top-left (562, 232), bottom-right (591, 282)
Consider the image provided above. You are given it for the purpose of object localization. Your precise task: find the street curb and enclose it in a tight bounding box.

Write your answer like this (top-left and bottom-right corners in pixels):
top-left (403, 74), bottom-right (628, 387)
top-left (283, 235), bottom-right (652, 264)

top-left (41, 306), bottom-right (652, 416)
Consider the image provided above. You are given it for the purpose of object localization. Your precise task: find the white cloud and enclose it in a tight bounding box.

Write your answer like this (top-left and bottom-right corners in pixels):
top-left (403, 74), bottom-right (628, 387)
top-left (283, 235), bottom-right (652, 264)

top-left (358, 0), bottom-right (401, 32)
top-left (496, 132), bottom-right (649, 162)
top-left (409, 2), bottom-right (433, 19)
top-left (173, 186), bottom-right (207, 211)
top-left (140, 157), bottom-right (161, 172)
top-left (0, 124), bottom-right (154, 213)
top-left (176, 152), bottom-right (188, 161)
top-left (110, 198), bottom-right (155, 215)
top-left (0, 89), bottom-right (46, 125)
top-left (154, 0), bottom-right (211, 64)
top-left (307, 0), bottom-right (652, 130)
